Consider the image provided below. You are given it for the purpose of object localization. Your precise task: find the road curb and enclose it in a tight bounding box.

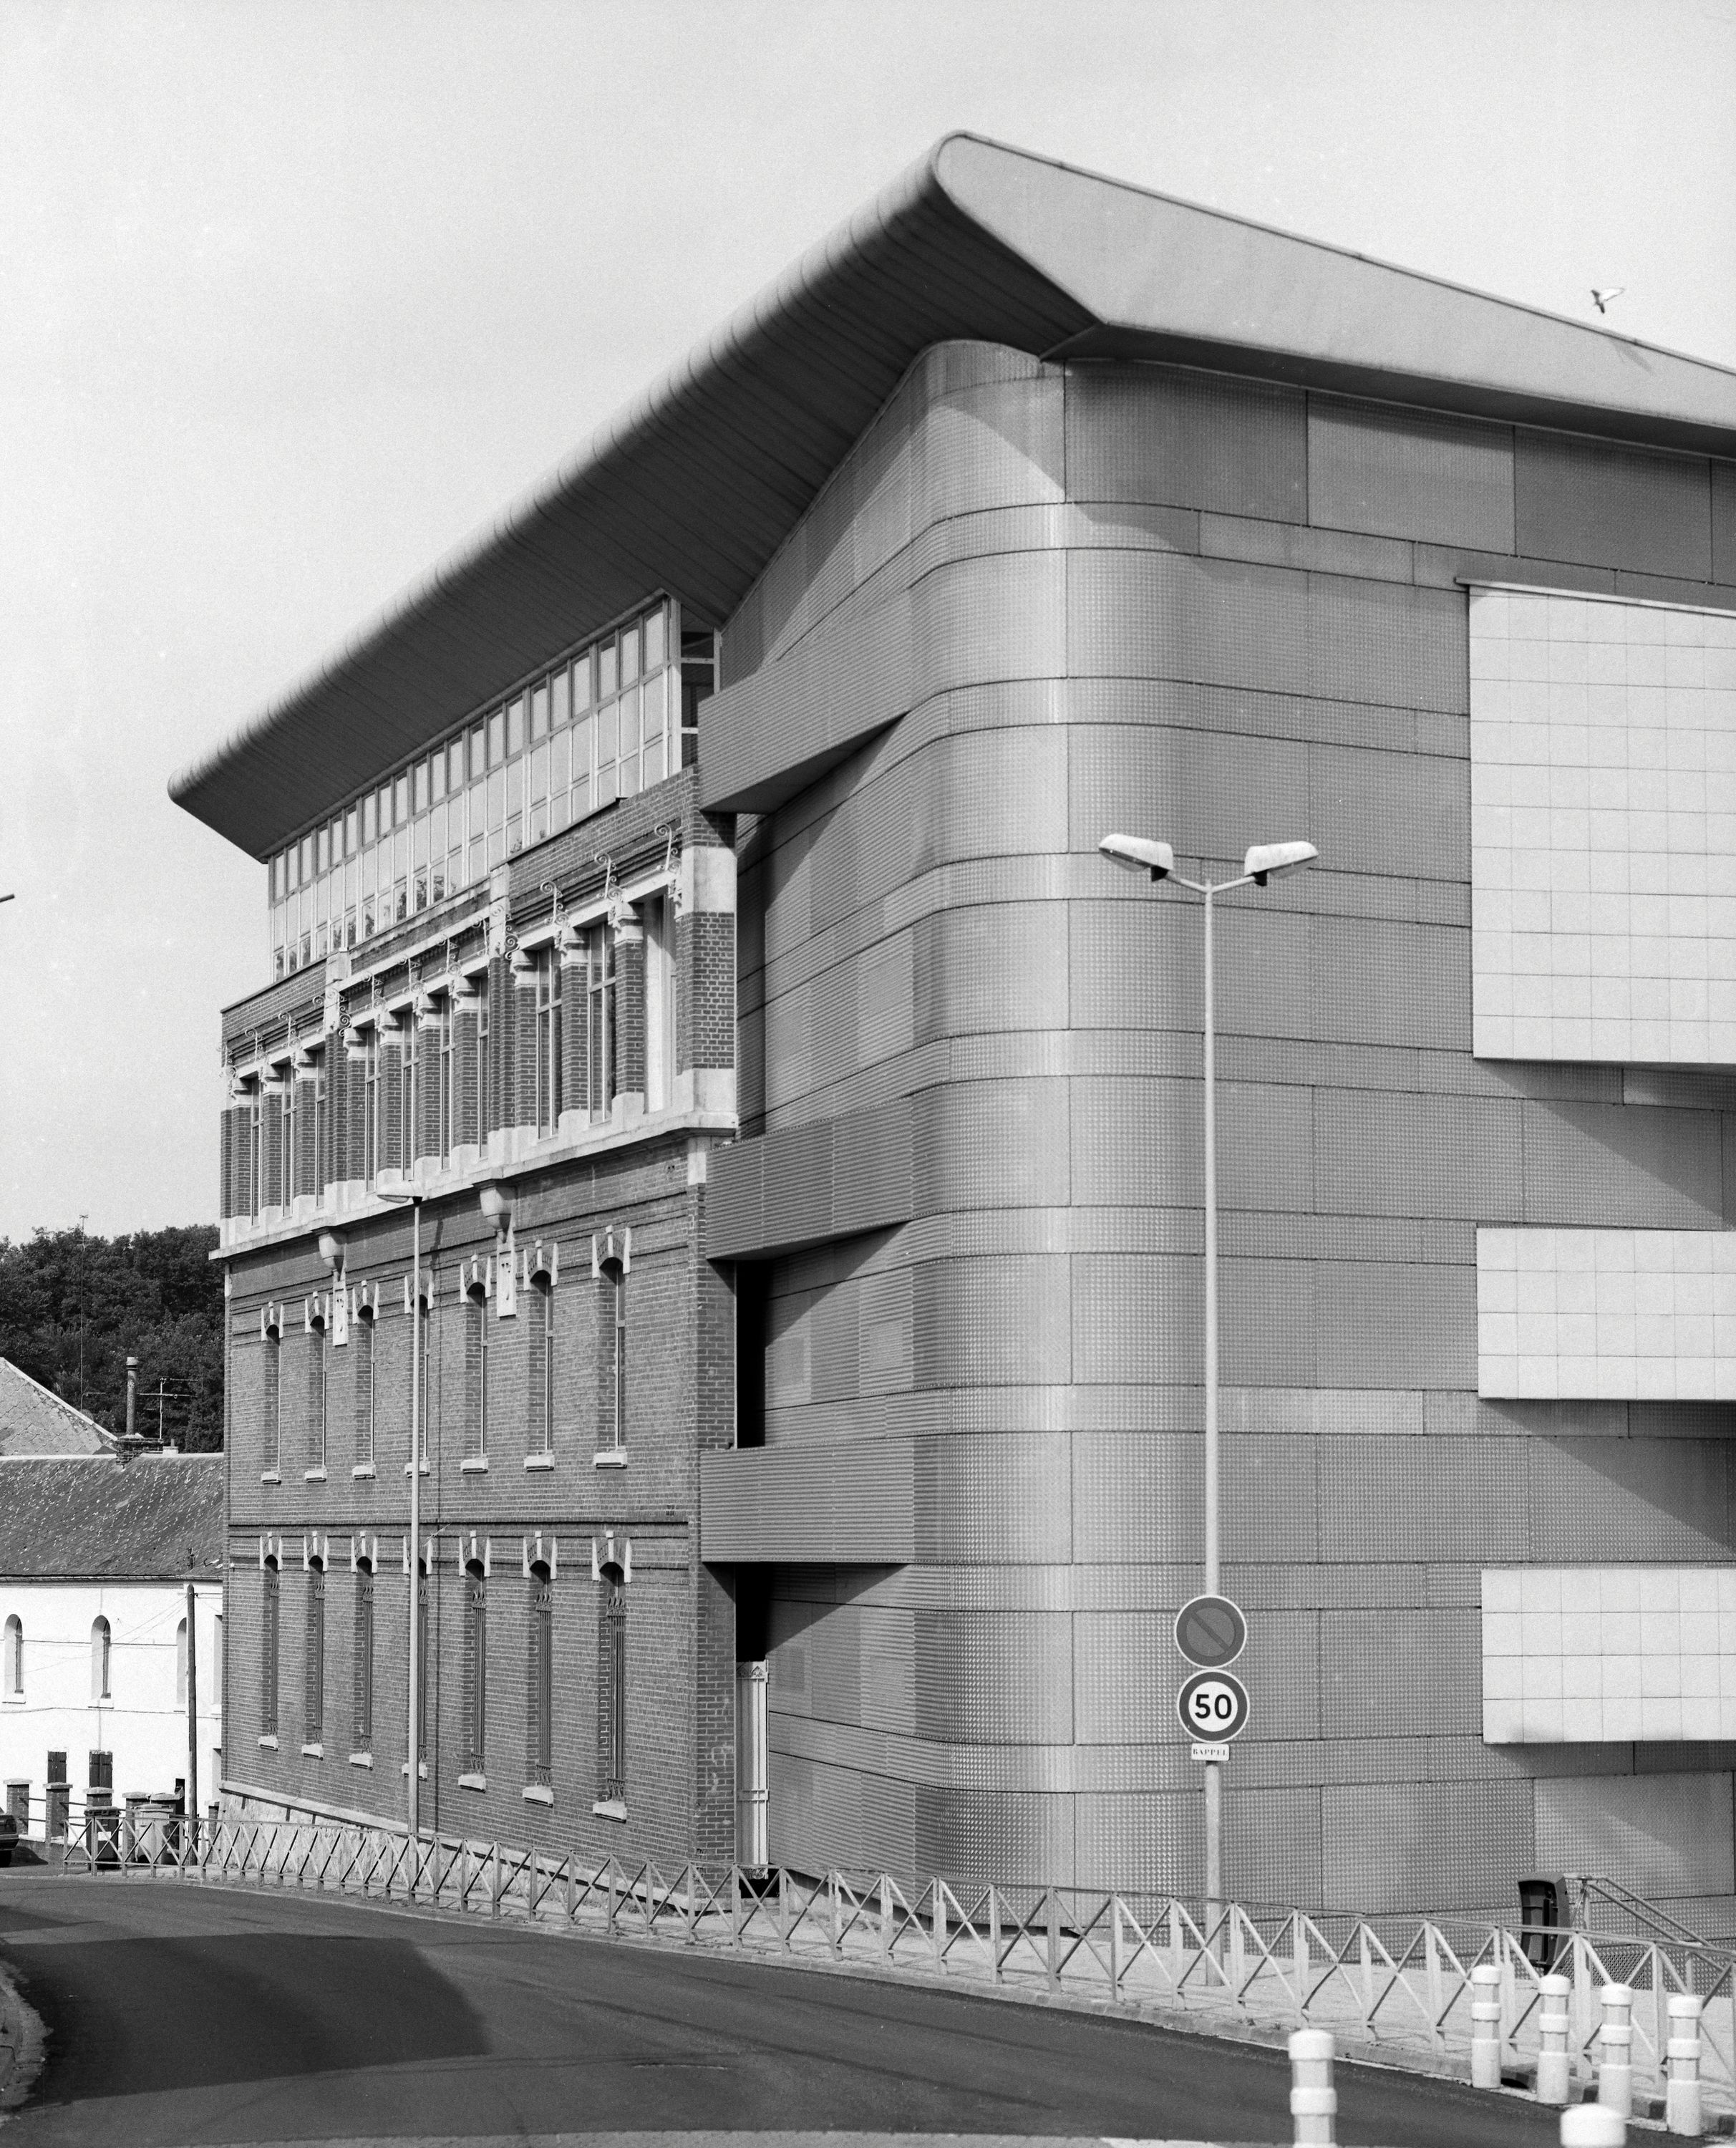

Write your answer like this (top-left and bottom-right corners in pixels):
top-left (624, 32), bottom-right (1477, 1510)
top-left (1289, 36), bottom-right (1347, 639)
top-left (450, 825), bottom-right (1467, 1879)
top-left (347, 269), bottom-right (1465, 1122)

top-left (0, 1952), bottom-right (47, 2113)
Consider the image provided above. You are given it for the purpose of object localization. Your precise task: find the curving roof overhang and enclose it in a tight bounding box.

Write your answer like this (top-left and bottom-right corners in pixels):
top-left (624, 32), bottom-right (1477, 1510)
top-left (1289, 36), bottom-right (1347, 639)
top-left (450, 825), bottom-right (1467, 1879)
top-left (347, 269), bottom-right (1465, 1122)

top-left (170, 132), bottom-right (1736, 860)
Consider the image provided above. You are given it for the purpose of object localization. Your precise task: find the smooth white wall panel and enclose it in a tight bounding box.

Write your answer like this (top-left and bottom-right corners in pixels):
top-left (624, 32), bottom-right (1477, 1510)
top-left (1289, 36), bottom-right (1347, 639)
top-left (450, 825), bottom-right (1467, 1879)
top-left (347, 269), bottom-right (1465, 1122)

top-left (1470, 585), bottom-right (1736, 1064)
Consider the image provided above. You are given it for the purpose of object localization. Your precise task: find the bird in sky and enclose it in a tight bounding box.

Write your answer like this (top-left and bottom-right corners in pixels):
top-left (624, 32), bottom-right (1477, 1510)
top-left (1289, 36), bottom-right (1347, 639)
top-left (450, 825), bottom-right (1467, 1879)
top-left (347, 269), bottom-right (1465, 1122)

top-left (1591, 288), bottom-right (1626, 314)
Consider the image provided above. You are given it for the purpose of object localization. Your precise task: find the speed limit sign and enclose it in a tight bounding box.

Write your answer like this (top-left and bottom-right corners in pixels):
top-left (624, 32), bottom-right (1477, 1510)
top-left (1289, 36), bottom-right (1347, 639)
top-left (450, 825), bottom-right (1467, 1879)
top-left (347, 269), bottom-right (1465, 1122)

top-left (1178, 1669), bottom-right (1249, 1743)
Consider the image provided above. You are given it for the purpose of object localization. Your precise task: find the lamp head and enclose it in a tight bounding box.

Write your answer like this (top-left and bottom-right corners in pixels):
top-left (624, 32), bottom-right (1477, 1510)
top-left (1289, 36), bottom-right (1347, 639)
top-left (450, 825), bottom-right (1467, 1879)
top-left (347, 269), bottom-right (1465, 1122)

top-left (1242, 840), bottom-right (1318, 888)
top-left (478, 1183), bottom-right (513, 1227)
top-left (316, 1231), bottom-right (344, 1267)
top-left (1099, 833), bottom-right (1175, 882)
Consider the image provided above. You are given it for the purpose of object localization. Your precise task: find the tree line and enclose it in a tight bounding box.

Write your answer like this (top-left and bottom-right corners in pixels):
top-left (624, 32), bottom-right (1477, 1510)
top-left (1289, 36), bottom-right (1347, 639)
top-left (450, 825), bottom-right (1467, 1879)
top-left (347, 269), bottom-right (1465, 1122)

top-left (0, 1226), bottom-right (224, 1451)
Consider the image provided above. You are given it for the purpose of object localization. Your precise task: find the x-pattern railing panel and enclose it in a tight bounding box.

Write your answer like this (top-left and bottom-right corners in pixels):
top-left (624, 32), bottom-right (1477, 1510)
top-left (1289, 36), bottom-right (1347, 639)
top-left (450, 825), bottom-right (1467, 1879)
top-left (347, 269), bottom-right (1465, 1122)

top-left (48, 1819), bottom-right (1736, 2116)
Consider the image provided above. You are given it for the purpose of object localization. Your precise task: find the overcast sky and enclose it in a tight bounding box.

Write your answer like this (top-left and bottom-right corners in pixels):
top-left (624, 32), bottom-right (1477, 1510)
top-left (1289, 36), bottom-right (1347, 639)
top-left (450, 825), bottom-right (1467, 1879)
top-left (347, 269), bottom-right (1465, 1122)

top-left (2, 0), bottom-right (1733, 1243)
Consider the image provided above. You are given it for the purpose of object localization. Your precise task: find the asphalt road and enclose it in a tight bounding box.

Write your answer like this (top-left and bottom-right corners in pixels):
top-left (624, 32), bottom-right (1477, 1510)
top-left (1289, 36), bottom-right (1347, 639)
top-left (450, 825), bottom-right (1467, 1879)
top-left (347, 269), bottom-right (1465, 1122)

top-left (0, 1872), bottom-right (1565, 2148)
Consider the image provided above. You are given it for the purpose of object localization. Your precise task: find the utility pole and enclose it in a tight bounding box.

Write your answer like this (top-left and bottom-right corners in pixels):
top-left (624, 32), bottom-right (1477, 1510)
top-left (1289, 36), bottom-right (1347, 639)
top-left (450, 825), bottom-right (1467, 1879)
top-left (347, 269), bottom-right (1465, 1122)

top-left (185, 1579), bottom-right (199, 1846)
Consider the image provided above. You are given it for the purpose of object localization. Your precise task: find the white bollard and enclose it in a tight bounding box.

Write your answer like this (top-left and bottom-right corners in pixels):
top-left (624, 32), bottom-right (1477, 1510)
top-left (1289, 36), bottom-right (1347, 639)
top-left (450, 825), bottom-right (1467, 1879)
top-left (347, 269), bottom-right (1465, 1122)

top-left (1665, 1993), bottom-right (1704, 2138)
top-left (1470, 1962), bottom-right (1505, 2089)
top-left (1289, 2027), bottom-right (1336, 2147)
top-left (1597, 1984), bottom-right (1634, 2120)
top-left (1561, 2104), bottom-right (1626, 2147)
top-left (1536, 1973), bottom-right (1574, 2106)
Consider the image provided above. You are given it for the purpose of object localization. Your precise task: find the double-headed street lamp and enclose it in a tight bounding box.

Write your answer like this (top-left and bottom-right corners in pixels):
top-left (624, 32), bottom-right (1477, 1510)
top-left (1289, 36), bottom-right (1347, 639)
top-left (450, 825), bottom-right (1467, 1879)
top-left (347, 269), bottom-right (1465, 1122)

top-left (1099, 831), bottom-right (1318, 1925)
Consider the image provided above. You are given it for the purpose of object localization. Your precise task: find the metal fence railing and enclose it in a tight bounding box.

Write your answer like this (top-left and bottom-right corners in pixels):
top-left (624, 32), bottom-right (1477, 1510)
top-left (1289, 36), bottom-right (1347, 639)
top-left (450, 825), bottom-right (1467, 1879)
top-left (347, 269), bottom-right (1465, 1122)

top-left (58, 1812), bottom-right (1736, 2121)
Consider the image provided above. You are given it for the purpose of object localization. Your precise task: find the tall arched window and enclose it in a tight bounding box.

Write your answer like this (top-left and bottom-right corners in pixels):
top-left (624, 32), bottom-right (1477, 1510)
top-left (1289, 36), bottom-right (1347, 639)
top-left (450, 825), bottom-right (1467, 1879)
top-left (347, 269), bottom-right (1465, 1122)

top-left (352, 1558), bottom-right (374, 1754)
top-left (262, 1320), bottom-right (281, 1476)
top-left (90, 1616), bottom-right (111, 1701)
top-left (308, 1305), bottom-right (327, 1475)
top-left (304, 1557), bottom-right (326, 1750)
top-left (462, 1562), bottom-right (487, 1777)
top-left (597, 1567), bottom-right (626, 1809)
top-left (4, 1615), bottom-right (21, 1698)
top-left (464, 1280), bottom-right (488, 1461)
top-left (528, 1272), bottom-right (555, 1457)
top-left (354, 1304), bottom-right (376, 1469)
top-left (261, 1558), bottom-right (280, 1738)
top-left (526, 1562), bottom-right (553, 1790)
top-left (599, 1260), bottom-right (626, 1453)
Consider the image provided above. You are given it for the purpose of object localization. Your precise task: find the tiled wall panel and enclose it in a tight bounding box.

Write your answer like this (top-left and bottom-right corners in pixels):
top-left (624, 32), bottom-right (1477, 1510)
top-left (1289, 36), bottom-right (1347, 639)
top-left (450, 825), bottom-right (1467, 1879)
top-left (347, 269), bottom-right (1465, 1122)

top-left (913, 1080), bottom-right (1070, 1211)
top-left (912, 1254), bottom-right (1071, 1388)
top-left (1308, 397), bottom-right (1515, 551)
top-left (1306, 575), bottom-right (1468, 713)
top-left (1526, 1441), bottom-right (1735, 1564)
top-left (1514, 432), bottom-right (1712, 581)
top-left (1320, 1779), bottom-right (1534, 1915)
top-left (1075, 1786), bottom-right (1324, 1909)
top-left (1314, 1090), bottom-right (1521, 1221)
top-left (1069, 551), bottom-right (1308, 697)
top-left (1317, 1438), bottom-right (1528, 1564)
top-left (913, 1432), bottom-right (1070, 1564)
top-left (1067, 721), bottom-right (1311, 871)
top-left (1518, 1105), bottom-right (1724, 1229)
top-left (916, 1785), bottom-right (1076, 1887)
top-left (1469, 586), bottom-right (1736, 1063)
top-left (1071, 1078), bottom-right (1316, 1214)
top-left (1534, 1770), bottom-right (1735, 1898)
top-left (1714, 463), bottom-right (1736, 588)
top-left (1306, 740), bottom-right (1469, 884)
top-left (1065, 367), bottom-right (1306, 519)
top-left (912, 1612), bottom-right (1072, 1743)
top-left (913, 903), bottom-right (1068, 1046)
top-left (1322, 1608), bottom-right (1481, 1738)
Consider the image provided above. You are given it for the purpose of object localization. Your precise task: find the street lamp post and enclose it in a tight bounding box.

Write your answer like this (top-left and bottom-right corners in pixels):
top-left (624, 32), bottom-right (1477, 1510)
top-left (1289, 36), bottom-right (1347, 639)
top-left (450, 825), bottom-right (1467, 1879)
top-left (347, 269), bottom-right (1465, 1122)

top-left (1099, 832), bottom-right (1318, 1927)
top-left (374, 1186), bottom-right (424, 1847)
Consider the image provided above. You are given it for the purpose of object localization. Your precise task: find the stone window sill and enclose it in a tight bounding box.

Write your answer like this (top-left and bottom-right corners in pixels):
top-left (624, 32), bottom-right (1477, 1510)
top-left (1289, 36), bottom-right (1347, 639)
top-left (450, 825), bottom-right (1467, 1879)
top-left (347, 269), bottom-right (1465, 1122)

top-left (460, 1456), bottom-right (488, 1474)
top-left (402, 1462), bottom-right (430, 1476)
top-left (304, 1469), bottom-right (327, 1484)
top-left (592, 1798), bottom-right (626, 1822)
top-left (258, 1735), bottom-right (278, 1751)
top-left (522, 1784), bottom-right (553, 1806)
top-left (2, 1695), bottom-right (24, 1707)
top-left (349, 1751), bottom-right (372, 1769)
top-left (352, 1464), bottom-right (376, 1479)
top-left (261, 1472), bottom-right (281, 1486)
top-left (458, 1772), bottom-right (485, 1791)
top-left (524, 1453), bottom-right (555, 1473)
top-left (301, 1743), bottom-right (324, 1758)
top-left (593, 1451), bottom-right (627, 1469)
top-left (399, 1760), bottom-right (429, 1779)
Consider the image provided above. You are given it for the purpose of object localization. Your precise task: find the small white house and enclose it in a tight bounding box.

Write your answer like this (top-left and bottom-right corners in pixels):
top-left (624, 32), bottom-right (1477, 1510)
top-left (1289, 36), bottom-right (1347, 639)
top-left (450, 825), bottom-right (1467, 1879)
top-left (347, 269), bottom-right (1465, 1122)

top-left (0, 1446), bottom-right (223, 1842)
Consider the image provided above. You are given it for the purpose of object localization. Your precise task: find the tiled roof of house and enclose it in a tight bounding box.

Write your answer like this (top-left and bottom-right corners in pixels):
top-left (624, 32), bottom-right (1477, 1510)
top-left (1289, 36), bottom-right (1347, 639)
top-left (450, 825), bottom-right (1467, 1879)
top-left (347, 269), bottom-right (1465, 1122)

top-left (0, 1358), bottom-right (112, 1457)
top-left (0, 1454), bottom-right (224, 1579)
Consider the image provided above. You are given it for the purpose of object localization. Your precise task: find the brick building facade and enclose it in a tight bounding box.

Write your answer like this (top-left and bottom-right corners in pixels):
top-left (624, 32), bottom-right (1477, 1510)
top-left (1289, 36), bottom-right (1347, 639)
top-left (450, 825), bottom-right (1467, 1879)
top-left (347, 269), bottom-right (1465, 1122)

top-left (175, 135), bottom-right (1736, 1919)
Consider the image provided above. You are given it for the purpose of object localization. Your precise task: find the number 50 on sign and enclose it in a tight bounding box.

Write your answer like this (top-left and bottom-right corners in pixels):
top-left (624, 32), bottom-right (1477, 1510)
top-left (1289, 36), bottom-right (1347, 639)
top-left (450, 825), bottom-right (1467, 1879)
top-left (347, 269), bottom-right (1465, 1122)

top-left (1177, 1669), bottom-right (1249, 1742)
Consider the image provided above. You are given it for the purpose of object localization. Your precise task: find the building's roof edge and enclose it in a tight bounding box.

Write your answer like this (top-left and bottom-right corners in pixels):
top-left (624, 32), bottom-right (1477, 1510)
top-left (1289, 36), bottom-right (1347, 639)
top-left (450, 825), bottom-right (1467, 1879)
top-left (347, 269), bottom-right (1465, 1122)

top-left (169, 130), bottom-right (1736, 861)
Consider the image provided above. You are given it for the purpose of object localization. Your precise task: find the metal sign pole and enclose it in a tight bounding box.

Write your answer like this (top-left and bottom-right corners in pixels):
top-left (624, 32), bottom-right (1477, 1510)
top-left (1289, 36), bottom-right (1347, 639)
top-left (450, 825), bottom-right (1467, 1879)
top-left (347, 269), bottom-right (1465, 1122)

top-left (1201, 884), bottom-right (1222, 1930)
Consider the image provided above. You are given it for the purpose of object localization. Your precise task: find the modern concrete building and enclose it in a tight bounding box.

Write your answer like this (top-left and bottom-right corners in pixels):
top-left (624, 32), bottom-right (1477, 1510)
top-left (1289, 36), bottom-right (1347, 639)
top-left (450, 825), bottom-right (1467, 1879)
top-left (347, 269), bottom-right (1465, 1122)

top-left (173, 135), bottom-right (1736, 1920)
